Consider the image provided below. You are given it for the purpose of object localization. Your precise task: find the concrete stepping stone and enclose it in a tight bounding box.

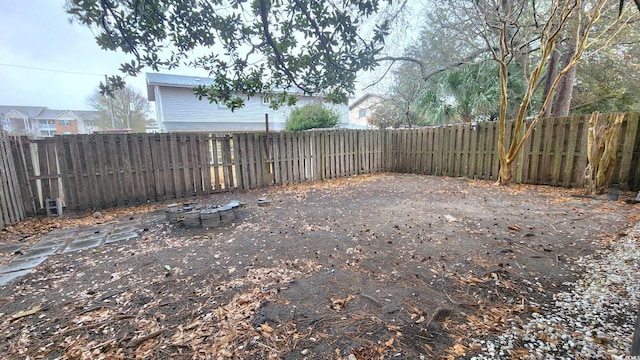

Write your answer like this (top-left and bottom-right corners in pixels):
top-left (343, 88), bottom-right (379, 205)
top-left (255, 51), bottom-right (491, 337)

top-left (76, 225), bottom-right (112, 238)
top-left (105, 232), bottom-right (138, 244)
top-left (0, 243), bottom-right (26, 256)
top-left (13, 246), bottom-right (59, 261)
top-left (31, 237), bottom-right (66, 250)
top-left (63, 233), bottom-right (105, 253)
top-left (0, 269), bottom-right (32, 286)
top-left (0, 256), bottom-right (47, 274)
top-left (44, 228), bottom-right (79, 240)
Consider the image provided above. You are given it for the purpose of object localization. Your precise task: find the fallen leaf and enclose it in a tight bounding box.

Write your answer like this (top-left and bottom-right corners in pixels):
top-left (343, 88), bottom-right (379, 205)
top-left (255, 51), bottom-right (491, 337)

top-left (259, 323), bottom-right (273, 333)
top-left (448, 343), bottom-right (467, 356)
top-left (508, 224), bottom-right (522, 232)
top-left (384, 337), bottom-right (394, 347)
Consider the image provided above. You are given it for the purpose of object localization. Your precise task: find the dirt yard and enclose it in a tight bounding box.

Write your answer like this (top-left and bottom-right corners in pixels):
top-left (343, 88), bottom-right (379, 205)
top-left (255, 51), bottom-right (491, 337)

top-left (0, 173), bottom-right (638, 359)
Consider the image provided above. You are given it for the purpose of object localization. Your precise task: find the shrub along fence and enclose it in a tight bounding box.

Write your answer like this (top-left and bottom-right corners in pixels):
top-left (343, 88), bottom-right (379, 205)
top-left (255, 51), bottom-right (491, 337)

top-left (1, 112), bottom-right (638, 228)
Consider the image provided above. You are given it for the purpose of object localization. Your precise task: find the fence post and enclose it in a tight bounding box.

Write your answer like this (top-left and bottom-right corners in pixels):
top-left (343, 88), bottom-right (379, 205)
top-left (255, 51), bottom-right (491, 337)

top-left (0, 132), bottom-right (27, 229)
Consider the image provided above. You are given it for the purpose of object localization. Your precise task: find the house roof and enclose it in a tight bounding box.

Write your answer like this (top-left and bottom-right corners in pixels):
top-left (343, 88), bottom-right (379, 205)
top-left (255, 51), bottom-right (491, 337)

top-left (72, 110), bottom-right (101, 121)
top-left (0, 105), bottom-right (47, 118)
top-left (37, 109), bottom-right (66, 119)
top-left (146, 73), bottom-right (214, 101)
top-left (146, 72), bottom-right (323, 102)
top-left (348, 93), bottom-right (384, 110)
top-left (0, 106), bottom-right (99, 122)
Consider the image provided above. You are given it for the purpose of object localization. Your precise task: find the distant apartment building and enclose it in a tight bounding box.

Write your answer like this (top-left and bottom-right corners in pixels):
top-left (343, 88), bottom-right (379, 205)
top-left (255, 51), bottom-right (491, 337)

top-left (0, 106), bottom-right (100, 137)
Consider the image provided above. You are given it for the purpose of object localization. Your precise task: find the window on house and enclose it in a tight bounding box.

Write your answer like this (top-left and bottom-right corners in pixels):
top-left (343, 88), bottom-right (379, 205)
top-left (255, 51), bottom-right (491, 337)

top-left (261, 97), bottom-right (270, 106)
top-left (59, 120), bottom-right (72, 126)
top-left (358, 109), bottom-right (367, 118)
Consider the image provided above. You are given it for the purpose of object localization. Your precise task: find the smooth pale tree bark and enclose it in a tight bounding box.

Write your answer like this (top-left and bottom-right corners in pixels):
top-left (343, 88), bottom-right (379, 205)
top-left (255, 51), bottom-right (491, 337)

top-left (491, 1), bottom-right (630, 184)
top-left (584, 112), bottom-right (624, 194)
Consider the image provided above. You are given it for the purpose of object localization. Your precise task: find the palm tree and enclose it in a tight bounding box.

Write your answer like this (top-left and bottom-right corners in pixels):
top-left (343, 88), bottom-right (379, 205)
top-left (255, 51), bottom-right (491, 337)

top-left (416, 62), bottom-right (526, 124)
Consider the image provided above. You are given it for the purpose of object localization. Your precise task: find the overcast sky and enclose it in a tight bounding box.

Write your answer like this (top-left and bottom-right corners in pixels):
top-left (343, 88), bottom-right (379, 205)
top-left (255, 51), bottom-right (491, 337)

top-left (0, 1), bottom-right (207, 112)
top-left (0, 1), bottom-right (423, 112)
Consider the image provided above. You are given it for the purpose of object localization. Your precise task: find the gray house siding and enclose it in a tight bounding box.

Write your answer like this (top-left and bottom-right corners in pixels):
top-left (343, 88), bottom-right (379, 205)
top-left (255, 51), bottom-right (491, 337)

top-left (147, 73), bottom-right (350, 133)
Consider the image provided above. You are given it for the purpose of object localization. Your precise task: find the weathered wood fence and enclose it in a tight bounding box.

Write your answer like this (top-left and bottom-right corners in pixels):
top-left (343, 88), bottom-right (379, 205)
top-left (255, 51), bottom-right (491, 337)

top-left (5, 130), bottom-right (386, 217)
top-left (0, 131), bottom-right (26, 230)
top-left (1, 112), bottom-right (639, 227)
top-left (389, 112), bottom-right (640, 190)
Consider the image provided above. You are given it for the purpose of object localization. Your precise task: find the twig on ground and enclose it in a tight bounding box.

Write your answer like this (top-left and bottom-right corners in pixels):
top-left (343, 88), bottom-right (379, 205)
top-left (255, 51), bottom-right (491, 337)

top-left (127, 328), bottom-right (165, 348)
top-left (255, 341), bottom-right (279, 353)
top-left (357, 293), bottom-right (382, 308)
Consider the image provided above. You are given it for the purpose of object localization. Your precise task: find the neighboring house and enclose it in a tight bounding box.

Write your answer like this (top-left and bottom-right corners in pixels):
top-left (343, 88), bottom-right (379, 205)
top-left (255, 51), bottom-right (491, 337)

top-left (348, 93), bottom-right (384, 127)
top-left (0, 106), bottom-right (46, 136)
top-left (146, 72), bottom-right (350, 132)
top-left (0, 106), bottom-right (99, 137)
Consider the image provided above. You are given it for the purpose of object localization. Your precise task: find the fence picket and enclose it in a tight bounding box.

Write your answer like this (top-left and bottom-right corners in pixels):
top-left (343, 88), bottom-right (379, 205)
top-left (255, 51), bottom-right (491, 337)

top-left (2, 116), bottom-right (639, 224)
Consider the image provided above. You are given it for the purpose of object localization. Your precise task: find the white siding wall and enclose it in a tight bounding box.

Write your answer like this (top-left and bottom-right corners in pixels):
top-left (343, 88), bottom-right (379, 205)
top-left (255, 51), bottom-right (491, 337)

top-left (156, 86), bottom-right (350, 132)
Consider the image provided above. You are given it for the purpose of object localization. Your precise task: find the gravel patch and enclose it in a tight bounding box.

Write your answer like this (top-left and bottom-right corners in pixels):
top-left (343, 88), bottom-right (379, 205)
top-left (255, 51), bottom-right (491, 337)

top-left (470, 223), bottom-right (640, 359)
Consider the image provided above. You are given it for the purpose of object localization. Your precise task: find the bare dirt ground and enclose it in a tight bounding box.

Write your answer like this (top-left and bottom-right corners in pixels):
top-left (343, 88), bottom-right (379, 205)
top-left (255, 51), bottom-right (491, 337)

top-left (0, 173), bottom-right (638, 359)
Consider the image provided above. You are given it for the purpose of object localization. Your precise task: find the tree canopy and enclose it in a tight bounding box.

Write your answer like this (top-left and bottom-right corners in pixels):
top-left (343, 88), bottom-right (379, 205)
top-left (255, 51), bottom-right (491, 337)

top-left (87, 85), bottom-right (152, 132)
top-left (66, 0), bottom-right (403, 109)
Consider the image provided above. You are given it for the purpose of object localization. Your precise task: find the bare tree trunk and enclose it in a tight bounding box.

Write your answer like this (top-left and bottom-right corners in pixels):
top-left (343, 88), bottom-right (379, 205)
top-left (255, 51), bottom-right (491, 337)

top-left (551, 42), bottom-right (577, 117)
top-left (584, 112), bottom-right (624, 194)
top-left (542, 49), bottom-right (560, 118)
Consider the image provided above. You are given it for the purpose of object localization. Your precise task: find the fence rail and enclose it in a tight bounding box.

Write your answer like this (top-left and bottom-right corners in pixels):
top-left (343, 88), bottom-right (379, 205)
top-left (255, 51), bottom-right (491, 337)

top-left (1, 113), bottom-right (639, 224)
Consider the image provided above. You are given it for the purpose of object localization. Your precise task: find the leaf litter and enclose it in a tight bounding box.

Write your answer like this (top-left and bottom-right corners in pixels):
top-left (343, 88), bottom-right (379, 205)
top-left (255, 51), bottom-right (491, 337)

top-left (0, 173), bottom-right (638, 359)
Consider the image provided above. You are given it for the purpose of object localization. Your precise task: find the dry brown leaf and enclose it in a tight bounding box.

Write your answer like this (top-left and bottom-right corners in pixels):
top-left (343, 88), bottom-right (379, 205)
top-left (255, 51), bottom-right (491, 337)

top-left (330, 294), bottom-right (355, 311)
top-left (508, 224), bottom-right (522, 232)
top-left (448, 343), bottom-right (467, 356)
top-left (259, 323), bottom-right (274, 333)
top-left (384, 337), bottom-right (394, 347)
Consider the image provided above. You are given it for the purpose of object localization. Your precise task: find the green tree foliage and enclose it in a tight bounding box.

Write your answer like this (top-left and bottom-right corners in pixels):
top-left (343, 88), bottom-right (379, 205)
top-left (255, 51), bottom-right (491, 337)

top-left (66, 0), bottom-right (400, 109)
top-left (417, 62), bottom-right (528, 124)
top-left (284, 103), bottom-right (339, 131)
top-left (87, 85), bottom-right (151, 132)
top-left (571, 48), bottom-right (640, 115)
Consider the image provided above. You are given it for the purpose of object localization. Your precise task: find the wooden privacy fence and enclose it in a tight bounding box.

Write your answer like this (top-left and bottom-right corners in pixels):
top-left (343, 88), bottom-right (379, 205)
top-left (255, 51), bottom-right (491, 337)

top-left (0, 131), bottom-right (26, 230)
top-left (9, 130), bottom-right (387, 215)
top-left (390, 112), bottom-right (640, 190)
top-left (4, 113), bottom-right (640, 217)
top-left (233, 130), bottom-right (386, 190)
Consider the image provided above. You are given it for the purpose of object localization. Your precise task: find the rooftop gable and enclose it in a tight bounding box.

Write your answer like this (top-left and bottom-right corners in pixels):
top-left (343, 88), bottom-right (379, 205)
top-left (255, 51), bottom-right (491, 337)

top-left (146, 73), bottom-right (214, 101)
top-left (146, 72), bottom-right (324, 102)
top-left (0, 105), bottom-right (47, 118)
top-left (349, 93), bottom-right (384, 110)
